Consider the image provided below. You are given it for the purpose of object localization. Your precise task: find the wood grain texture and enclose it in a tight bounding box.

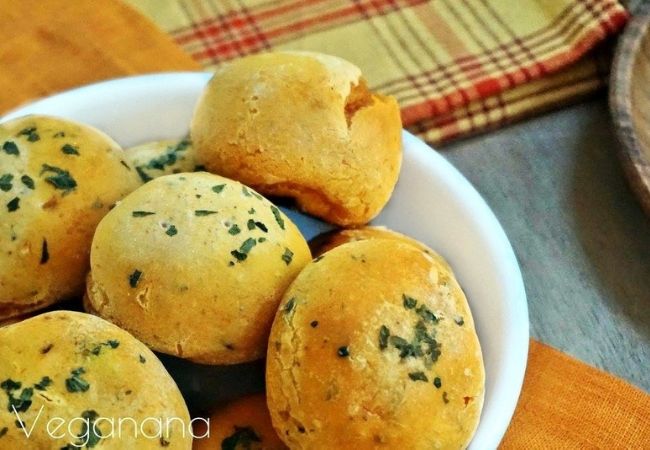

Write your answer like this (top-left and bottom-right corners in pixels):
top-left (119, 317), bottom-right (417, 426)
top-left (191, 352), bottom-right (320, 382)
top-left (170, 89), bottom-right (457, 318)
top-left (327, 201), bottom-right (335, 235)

top-left (610, 1), bottom-right (650, 215)
top-left (0, 0), bottom-right (201, 114)
top-left (443, 97), bottom-right (650, 393)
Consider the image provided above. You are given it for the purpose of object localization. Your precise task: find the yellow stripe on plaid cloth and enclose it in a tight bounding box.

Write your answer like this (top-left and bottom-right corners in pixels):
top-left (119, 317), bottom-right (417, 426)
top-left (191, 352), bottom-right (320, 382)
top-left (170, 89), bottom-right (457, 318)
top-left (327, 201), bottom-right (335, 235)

top-left (126, 0), bottom-right (628, 144)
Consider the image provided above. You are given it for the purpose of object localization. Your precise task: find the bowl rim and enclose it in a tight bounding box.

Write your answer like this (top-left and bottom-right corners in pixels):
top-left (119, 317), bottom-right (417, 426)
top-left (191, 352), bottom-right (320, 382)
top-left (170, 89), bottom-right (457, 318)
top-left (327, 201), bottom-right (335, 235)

top-left (1, 72), bottom-right (529, 449)
top-left (610, 3), bottom-right (650, 215)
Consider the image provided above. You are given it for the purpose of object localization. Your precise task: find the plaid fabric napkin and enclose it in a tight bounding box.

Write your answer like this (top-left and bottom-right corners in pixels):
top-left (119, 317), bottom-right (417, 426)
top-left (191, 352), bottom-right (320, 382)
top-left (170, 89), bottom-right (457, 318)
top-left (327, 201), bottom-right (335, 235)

top-left (125, 0), bottom-right (628, 144)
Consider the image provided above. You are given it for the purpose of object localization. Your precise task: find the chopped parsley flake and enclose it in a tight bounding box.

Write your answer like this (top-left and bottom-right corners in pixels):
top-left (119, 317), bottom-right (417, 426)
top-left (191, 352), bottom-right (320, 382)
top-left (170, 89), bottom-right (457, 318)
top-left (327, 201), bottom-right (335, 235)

top-left (337, 346), bottom-right (350, 357)
top-left (34, 376), bottom-right (52, 391)
top-left (53, 131), bottom-right (65, 138)
top-left (379, 325), bottom-right (390, 350)
top-left (228, 224), bottom-right (241, 235)
top-left (1, 380), bottom-right (34, 413)
top-left (408, 371), bottom-right (428, 382)
top-left (242, 186), bottom-right (252, 197)
top-left (433, 377), bottom-right (442, 388)
top-left (136, 166), bottom-right (152, 183)
top-left (132, 211), bottom-right (155, 217)
top-left (454, 316), bottom-right (465, 326)
top-left (212, 184), bottom-right (225, 194)
top-left (0, 427), bottom-right (7, 438)
top-left (61, 144), bottom-right (79, 155)
top-left (166, 225), bottom-right (178, 236)
top-left (416, 305), bottom-right (438, 323)
top-left (282, 248), bottom-right (294, 265)
top-left (0, 379), bottom-right (20, 392)
top-left (231, 237), bottom-right (256, 261)
top-left (2, 141), bottom-right (19, 155)
top-left (6, 197), bottom-right (19, 212)
top-left (128, 270), bottom-right (142, 288)
top-left (247, 208), bottom-right (255, 214)
top-left (18, 127), bottom-right (39, 142)
top-left (0, 174), bottom-right (13, 191)
top-left (79, 410), bottom-right (103, 447)
top-left (139, 355), bottom-right (146, 364)
top-left (248, 219), bottom-right (268, 232)
top-left (310, 320), bottom-right (319, 328)
top-left (313, 255), bottom-right (325, 263)
top-left (40, 164), bottom-right (76, 193)
top-left (9, 387), bottom-right (34, 413)
top-left (90, 340), bottom-right (120, 356)
top-left (270, 206), bottom-right (285, 229)
top-left (389, 335), bottom-right (415, 358)
top-left (284, 297), bottom-right (296, 314)
top-left (221, 426), bottom-right (261, 450)
top-left (195, 210), bottom-right (217, 216)
top-left (21, 175), bottom-right (34, 189)
top-left (443, 392), bottom-right (449, 404)
top-left (403, 295), bottom-right (417, 309)
top-left (40, 239), bottom-right (49, 264)
top-left (65, 367), bottom-right (89, 393)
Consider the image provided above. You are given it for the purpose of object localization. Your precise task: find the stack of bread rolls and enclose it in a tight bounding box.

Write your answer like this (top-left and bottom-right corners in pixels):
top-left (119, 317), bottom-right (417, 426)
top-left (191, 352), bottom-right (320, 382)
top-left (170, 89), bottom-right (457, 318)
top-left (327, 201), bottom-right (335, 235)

top-left (0, 51), bottom-right (483, 449)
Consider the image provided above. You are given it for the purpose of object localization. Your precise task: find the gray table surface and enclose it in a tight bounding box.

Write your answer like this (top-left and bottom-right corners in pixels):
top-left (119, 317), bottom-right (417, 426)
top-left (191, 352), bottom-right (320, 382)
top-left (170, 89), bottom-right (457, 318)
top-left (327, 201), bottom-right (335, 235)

top-left (442, 95), bottom-right (649, 392)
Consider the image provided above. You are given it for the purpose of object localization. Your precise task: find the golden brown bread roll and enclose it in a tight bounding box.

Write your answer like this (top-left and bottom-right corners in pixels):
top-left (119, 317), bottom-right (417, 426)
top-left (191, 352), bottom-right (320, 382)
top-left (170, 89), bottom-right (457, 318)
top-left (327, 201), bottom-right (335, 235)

top-left (193, 394), bottom-right (286, 450)
top-left (86, 172), bottom-right (311, 365)
top-left (266, 239), bottom-right (484, 449)
top-left (0, 115), bottom-right (141, 320)
top-left (0, 311), bottom-right (191, 449)
top-left (191, 51), bottom-right (402, 226)
top-left (126, 137), bottom-right (197, 182)
top-left (309, 225), bottom-right (452, 272)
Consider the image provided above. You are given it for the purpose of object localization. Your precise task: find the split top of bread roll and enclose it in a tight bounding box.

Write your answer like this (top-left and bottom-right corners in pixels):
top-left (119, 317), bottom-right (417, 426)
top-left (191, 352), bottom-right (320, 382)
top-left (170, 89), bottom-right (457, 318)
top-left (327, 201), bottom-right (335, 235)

top-left (191, 51), bottom-right (402, 226)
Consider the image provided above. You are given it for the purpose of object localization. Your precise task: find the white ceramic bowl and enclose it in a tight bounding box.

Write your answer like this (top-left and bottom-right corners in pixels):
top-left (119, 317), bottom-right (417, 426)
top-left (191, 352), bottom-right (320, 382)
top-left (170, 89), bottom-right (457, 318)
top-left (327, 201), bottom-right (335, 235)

top-left (2, 73), bottom-right (528, 449)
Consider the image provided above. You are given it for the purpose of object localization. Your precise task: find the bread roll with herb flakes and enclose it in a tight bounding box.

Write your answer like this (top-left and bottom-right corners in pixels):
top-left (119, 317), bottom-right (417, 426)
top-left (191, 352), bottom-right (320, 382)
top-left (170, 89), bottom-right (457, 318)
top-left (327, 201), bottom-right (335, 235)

top-left (0, 115), bottom-right (141, 320)
top-left (266, 239), bottom-right (484, 449)
top-left (126, 137), bottom-right (197, 183)
top-left (193, 394), bottom-right (286, 450)
top-left (86, 172), bottom-right (311, 365)
top-left (0, 311), bottom-right (191, 449)
top-left (191, 51), bottom-right (402, 226)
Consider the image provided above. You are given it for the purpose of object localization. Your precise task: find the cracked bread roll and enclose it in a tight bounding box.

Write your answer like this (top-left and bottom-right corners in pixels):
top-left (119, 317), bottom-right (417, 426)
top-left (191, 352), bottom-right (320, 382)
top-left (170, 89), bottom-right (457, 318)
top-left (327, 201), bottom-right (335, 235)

top-left (191, 51), bottom-right (402, 226)
top-left (0, 311), bottom-right (191, 449)
top-left (0, 115), bottom-right (141, 321)
top-left (125, 137), bottom-right (197, 183)
top-left (266, 239), bottom-right (484, 449)
top-left (86, 172), bottom-right (311, 365)
top-left (193, 394), bottom-right (286, 450)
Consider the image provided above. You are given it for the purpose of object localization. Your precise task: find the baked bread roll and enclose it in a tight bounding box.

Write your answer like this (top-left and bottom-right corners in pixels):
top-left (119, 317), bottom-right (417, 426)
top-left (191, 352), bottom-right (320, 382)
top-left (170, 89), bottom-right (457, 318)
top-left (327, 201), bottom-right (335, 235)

top-left (191, 51), bottom-right (402, 226)
top-left (86, 172), bottom-right (311, 365)
top-left (266, 239), bottom-right (484, 449)
top-left (0, 311), bottom-right (191, 449)
top-left (126, 137), bottom-right (197, 182)
top-left (0, 115), bottom-right (141, 320)
top-left (309, 225), bottom-right (452, 272)
top-left (193, 394), bottom-right (286, 450)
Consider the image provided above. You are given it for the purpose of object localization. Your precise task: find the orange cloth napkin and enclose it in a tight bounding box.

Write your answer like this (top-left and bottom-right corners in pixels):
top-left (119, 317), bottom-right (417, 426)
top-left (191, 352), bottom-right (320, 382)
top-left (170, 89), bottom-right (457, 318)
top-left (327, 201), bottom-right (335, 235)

top-left (124, 0), bottom-right (628, 144)
top-left (0, 0), bottom-right (648, 448)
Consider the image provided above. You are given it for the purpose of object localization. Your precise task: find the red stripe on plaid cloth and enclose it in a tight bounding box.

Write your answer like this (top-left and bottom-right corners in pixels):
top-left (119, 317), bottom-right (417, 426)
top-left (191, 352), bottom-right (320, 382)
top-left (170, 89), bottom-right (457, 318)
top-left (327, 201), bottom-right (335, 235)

top-left (177, 0), bottom-right (425, 60)
top-left (398, 7), bottom-right (627, 126)
top-left (377, 0), bottom-right (619, 97)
